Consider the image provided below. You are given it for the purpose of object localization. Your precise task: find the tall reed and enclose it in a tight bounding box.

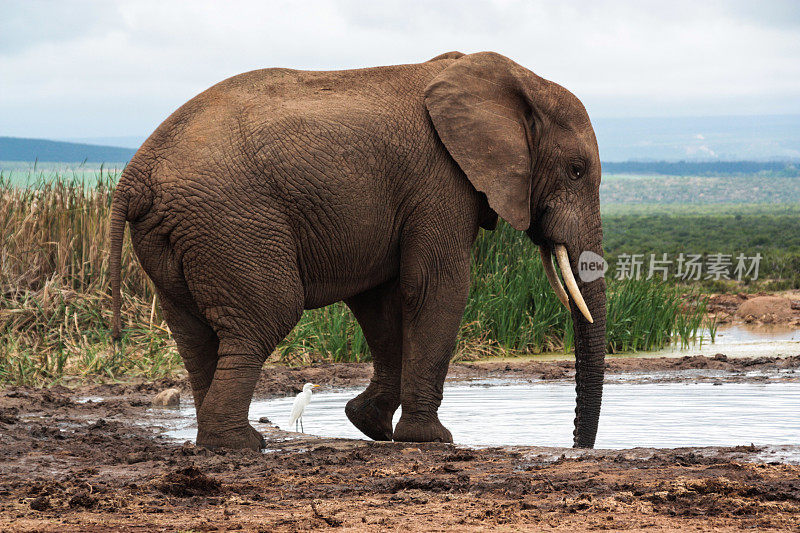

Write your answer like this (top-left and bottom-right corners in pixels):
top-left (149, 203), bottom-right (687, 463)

top-left (0, 172), bottom-right (710, 384)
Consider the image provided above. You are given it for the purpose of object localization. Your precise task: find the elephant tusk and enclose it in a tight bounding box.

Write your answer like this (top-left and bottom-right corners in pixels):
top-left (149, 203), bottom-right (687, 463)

top-left (539, 246), bottom-right (569, 310)
top-left (555, 244), bottom-right (594, 324)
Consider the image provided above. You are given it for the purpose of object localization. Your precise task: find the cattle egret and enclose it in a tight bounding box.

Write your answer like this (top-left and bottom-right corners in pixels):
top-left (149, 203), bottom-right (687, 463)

top-left (289, 383), bottom-right (319, 432)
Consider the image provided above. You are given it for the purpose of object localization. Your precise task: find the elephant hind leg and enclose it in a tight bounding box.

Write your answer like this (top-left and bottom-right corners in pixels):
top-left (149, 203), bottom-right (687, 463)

top-left (131, 228), bottom-right (220, 412)
top-left (344, 282), bottom-right (403, 441)
top-left (188, 253), bottom-right (305, 451)
top-left (196, 311), bottom-right (302, 450)
top-left (159, 295), bottom-right (219, 412)
top-left (163, 295), bottom-right (271, 451)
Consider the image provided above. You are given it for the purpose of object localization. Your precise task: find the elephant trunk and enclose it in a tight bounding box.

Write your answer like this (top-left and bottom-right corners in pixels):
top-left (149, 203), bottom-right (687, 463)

top-left (538, 235), bottom-right (607, 447)
top-left (555, 207), bottom-right (606, 448)
top-left (570, 266), bottom-right (606, 448)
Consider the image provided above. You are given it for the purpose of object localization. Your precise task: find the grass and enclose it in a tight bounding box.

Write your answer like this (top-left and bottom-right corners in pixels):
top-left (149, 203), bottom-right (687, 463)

top-left (465, 223), bottom-right (712, 355)
top-left (601, 173), bottom-right (800, 204)
top-left (0, 171), bottom-right (711, 385)
top-left (601, 204), bottom-right (800, 291)
top-left (0, 171), bottom-right (177, 384)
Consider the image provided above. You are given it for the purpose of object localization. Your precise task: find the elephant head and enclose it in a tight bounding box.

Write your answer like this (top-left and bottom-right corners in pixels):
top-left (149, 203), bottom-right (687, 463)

top-left (424, 52), bottom-right (606, 448)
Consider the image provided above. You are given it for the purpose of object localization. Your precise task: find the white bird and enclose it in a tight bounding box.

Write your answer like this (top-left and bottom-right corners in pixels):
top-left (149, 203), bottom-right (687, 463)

top-left (289, 383), bottom-right (319, 432)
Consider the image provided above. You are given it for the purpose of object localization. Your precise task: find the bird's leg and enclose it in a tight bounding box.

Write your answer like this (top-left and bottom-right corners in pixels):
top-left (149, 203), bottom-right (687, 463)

top-left (300, 417), bottom-right (304, 433)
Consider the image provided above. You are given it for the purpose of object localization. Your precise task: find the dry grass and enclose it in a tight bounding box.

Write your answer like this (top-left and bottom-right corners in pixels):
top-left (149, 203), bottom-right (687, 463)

top-left (0, 172), bottom-right (177, 384)
top-left (0, 172), bottom-right (711, 385)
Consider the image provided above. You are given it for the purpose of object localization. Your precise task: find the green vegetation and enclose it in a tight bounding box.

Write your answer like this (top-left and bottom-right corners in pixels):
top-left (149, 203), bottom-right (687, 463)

top-left (599, 167), bottom-right (800, 291)
top-left (601, 174), bottom-right (800, 204)
top-left (465, 223), bottom-right (711, 355)
top-left (601, 204), bottom-right (800, 291)
top-left (0, 172), bottom-right (711, 385)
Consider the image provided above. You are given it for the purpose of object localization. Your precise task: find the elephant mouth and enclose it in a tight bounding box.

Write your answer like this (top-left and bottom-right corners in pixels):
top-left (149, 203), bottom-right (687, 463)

top-left (539, 244), bottom-right (593, 324)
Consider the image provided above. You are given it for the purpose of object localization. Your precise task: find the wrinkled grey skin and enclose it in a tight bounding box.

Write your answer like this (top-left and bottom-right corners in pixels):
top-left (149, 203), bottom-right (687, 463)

top-left (110, 51), bottom-right (606, 450)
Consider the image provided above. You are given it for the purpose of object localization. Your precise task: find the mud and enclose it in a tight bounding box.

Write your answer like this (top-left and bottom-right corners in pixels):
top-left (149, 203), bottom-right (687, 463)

top-left (2, 356), bottom-right (799, 531)
top-left (249, 354), bottom-right (800, 396)
top-left (709, 290), bottom-right (800, 325)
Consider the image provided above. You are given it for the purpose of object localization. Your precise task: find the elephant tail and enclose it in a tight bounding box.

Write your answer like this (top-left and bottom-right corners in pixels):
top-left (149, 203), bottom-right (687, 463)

top-left (109, 184), bottom-right (129, 340)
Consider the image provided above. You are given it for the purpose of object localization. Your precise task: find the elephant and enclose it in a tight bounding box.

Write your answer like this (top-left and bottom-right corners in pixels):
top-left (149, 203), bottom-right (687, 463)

top-left (110, 51), bottom-right (606, 450)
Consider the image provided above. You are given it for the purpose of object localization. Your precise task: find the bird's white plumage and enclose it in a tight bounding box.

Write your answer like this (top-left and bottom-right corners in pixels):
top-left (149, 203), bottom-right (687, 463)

top-left (289, 383), bottom-right (318, 430)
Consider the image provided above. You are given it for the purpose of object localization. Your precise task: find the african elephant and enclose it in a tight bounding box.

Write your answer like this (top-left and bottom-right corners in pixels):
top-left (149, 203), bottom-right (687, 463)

top-left (110, 51), bottom-right (606, 450)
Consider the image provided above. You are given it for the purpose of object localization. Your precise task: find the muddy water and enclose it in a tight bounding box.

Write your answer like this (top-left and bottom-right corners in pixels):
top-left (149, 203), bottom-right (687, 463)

top-left (640, 324), bottom-right (800, 359)
top-left (156, 326), bottom-right (800, 449)
top-left (162, 379), bottom-right (799, 449)
top-left (482, 325), bottom-right (800, 362)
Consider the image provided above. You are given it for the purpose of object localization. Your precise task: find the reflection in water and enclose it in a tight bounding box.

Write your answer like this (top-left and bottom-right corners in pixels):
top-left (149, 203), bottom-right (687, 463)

top-left (638, 325), bottom-right (800, 359)
top-left (162, 379), bottom-right (799, 449)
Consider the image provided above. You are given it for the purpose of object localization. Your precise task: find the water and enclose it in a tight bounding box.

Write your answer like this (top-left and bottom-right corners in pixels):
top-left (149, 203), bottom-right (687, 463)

top-left (0, 162), bottom-right (124, 188)
top-left (477, 325), bottom-right (800, 363)
top-left (637, 324), bottom-right (800, 359)
top-left (162, 379), bottom-right (799, 449)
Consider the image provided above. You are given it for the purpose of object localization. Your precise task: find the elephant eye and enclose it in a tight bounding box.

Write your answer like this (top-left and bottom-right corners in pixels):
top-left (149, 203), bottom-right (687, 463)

top-left (570, 163), bottom-right (585, 180)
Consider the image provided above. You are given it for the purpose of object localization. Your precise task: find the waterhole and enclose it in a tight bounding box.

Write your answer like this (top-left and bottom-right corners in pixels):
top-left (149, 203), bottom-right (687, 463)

top-left (641, 325), bottom-right (800, 359)
top-left (162, 378), bottom-right (799, 449)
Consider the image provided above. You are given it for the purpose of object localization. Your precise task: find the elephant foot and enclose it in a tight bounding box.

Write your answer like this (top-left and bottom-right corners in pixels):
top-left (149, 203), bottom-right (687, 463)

top-left (196, 423), bottom-right (266, 451)
top-left (393, 414), bottom-right (453, 443)
top-left (345, 389), bottom-right (398, 441)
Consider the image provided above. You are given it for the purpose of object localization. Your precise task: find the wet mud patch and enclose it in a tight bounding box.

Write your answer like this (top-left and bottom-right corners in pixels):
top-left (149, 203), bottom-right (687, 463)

top-left (155, 466), bottom-right (222, 497)
top-left (1, 357), bottom-right (799, 531)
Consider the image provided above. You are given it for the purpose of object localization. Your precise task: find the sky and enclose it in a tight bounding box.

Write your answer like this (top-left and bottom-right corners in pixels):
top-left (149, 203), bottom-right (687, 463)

top-left (2, 0), bottom-right (800, 141)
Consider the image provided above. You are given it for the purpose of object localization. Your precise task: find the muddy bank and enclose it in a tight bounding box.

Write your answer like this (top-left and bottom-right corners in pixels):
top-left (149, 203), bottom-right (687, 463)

top-left (709, 291), bottom-right (800, 325)
top-left (252, 354), bottom-right (800, 398)
top-left (1, 386), bottom-right (799, 532)
top-left (8, 353), bottom-right (796, 409)
top-left (450, 354), bottom-right (800, 384)
top-left (1, 357), bottom-right (799, 531)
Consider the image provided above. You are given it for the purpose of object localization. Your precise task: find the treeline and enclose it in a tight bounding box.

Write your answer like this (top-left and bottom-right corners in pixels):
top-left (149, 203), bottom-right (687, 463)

top-left (603, 160), bottom-right (800, 177)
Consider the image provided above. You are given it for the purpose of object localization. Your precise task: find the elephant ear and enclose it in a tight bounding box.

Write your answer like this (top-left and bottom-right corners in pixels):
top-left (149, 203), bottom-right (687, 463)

top-left (424, 52), bottom-right (534, 231)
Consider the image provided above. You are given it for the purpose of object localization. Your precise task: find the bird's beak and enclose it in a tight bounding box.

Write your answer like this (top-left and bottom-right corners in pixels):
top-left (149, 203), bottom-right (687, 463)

top-left (312, 384), bottom-right (321, 388)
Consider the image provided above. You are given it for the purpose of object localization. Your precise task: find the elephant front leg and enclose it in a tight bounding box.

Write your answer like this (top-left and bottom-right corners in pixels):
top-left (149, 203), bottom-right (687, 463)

top-left (392, 260), bottom-right (471, 443)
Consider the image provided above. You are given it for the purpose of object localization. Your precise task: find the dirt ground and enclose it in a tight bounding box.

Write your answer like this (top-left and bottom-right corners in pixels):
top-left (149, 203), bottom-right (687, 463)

top-left (708, 291), bottom-right (800, 325)
top-left (1, 355), bottom-right (799, 532)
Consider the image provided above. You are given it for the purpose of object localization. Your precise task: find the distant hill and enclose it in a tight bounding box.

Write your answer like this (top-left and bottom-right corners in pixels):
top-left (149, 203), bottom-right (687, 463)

top-left (0, 137), bottom-right (135, 163)
top-left (60, 136), bottom-right (145, 149)
top-left (53, 115), bottom-right (800, 160)
top-left (5, 110), bottom-right (800, 168)
top-left (59, 115), bottom-right (800, 161)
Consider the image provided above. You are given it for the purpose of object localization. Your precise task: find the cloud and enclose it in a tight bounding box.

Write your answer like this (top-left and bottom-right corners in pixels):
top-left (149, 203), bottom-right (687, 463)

top-left (0, 1), bottom-right (119, 54)
top-left (1, 0), bottom-right (799, 138)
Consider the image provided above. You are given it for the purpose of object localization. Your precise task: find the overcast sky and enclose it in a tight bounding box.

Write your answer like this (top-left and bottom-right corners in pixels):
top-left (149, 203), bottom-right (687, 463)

top-left (2, 0), bottom-right (800, 140)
